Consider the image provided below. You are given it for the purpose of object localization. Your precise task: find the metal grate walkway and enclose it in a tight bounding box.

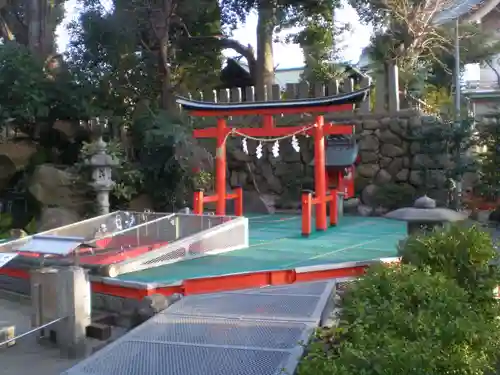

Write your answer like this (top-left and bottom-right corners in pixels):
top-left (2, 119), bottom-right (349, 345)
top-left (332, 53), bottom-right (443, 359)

top-left (61, 280), bottom-right (335, 375)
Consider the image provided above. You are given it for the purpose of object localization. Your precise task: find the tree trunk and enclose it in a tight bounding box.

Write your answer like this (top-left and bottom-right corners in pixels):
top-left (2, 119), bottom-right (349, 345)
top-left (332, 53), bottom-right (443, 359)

top-left (157, 0), bottom-right (176, 111)
top-left (255, 0), bottom-right (276, 100)
top-left (26, 0), bottom-right (57, 57)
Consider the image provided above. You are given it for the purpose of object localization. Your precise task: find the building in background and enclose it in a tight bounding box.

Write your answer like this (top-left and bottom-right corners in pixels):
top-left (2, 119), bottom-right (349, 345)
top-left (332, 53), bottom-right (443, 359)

top-left (463, 4), bottom-right (500, 115)
top-left (224, 60), bottom-right (367, 90)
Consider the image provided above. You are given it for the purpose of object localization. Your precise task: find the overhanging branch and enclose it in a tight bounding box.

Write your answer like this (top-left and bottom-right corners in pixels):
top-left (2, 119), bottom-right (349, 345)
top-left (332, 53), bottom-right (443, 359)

top-left (186, 34), bottom-right (257, 80)
top-left (217, 37), bottom-right (257, 79)
top-left (170, 16), bottom-right (258, 79)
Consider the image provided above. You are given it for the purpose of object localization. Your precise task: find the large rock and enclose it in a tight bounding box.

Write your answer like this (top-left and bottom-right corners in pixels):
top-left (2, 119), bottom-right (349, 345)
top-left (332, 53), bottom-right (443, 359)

top-left (395, 169), bottom-right (410, 182)
top-left (0, 141), bottom-right (38, 190)
top-left (53, 120), bottom-right (81, 142)
top-left (260, 162), bottom-right (282, 193)
top-left (380, 157), bottom-right (392, 168)
top-left (489, 207), bottom-right (500, 223)
top-left (359, 135), bottom-right (379, 152)
top-left (229, 170), bottom-right (248, 187)
top-left (357, 164), bottom-right (380, 178)
top-left (409, 116), bottom-right (422, 129)
top-left (357, 204), bottom-right (373, 216)
top-left (226, 190), bottom-right (276, 214)
top-left (361, 184), bottom-right (378, 206)
top-left (380, 144), bottom-right (405, 157)
top-left (376, 129), bottom-right (402, 146)
top-left (175, 141), bottom-right (213, 172)
top-left (409, 170), bottom-right (423, 186)
top-left (374, 169), bottom-right (392, 184)
top-left (412, 154), bottom-right (434, 169)
top-left (229, 147), bottom-right (252, 163)
top-left (386, 157), bottom-right (404, 176)
top-left (363, 119), bottom-right (382, 130)
top-left (280, 142), bottom-right (301, 163)
top-left (37, 207), bottom-right (80, 232)
top-left (29, 164), bottom-right (85, 209)
top-left (360, 151), bottom-right (378, 163)
top-left (389, 118), bottom-right (407, 136)
top-left (128, 194), bottom-right (154, 211)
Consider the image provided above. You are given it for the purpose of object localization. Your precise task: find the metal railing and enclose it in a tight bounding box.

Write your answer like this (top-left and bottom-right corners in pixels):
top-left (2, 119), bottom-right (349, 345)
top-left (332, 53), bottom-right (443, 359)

top-left (0, 316), bottom-right (66, 348)
top-left (112, 214), bottom-right (248, 276)
top-left (464, 80), bottom-right (500, 90)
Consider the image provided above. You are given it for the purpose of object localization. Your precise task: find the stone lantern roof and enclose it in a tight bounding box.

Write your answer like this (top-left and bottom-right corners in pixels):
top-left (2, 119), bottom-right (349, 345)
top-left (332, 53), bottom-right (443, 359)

top-left (385, 195), bottom-right (468, 223)
top-left (86, 137), bottom-right (119, 168)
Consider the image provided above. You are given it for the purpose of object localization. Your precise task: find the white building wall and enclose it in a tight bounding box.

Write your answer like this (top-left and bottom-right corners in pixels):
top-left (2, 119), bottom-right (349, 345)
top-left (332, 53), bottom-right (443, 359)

top-left (274, 68), bottom-right (303, 88)
top-left (479, 9), bottom-right (500, 87)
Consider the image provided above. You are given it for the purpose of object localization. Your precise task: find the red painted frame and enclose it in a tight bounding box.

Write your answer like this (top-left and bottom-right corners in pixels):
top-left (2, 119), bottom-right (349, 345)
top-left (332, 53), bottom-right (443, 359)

top-left (0, 260), bottom-right (389, 300)
top-left (189, 103), bottom-right (355, 234)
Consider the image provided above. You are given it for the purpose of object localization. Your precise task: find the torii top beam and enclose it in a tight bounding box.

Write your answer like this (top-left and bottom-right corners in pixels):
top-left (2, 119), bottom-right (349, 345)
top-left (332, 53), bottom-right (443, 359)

top-left (176, 87), bottom-right (371, 117)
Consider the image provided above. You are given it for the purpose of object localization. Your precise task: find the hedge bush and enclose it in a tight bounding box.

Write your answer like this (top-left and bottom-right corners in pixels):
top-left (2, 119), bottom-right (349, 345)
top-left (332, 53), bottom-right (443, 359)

top-left (298, 264), bottom-right (500, 375)
top-left (399, 225), bottom-right (500, 316)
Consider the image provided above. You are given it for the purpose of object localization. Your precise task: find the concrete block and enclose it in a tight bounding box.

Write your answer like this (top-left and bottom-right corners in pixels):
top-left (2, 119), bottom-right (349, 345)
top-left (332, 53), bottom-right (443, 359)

top-left (86, 323), bottom-right (112, 341)
top-left (0, 324), bottom-right (15, 348)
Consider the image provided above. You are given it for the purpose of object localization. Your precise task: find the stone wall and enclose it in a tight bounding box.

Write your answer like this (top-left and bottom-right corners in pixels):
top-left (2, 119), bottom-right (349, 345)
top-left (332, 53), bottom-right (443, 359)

top-left (226, 109), bottom-right (449, 210)
top-left (352, 111), bottom-right (450, 210)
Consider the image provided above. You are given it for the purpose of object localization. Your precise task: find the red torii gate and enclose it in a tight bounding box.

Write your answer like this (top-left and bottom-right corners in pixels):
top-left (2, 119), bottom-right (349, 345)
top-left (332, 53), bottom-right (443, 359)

top-left (177, 88), bottom-right (369, 235)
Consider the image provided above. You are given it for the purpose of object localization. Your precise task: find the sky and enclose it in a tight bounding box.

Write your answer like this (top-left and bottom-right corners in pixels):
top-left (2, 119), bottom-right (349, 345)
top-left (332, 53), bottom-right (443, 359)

top-left (55, 1), bottom-right (479, 78)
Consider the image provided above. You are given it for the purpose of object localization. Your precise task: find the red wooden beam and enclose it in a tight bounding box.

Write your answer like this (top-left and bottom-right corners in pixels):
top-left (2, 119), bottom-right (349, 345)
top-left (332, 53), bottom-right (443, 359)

top-left (193, 124), bottom-right (353, 139)
top-left (189, 103), bottom-right (354, 117)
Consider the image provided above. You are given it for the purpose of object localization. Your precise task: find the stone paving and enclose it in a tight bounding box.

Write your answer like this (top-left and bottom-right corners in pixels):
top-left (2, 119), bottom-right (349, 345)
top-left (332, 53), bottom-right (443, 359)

top-left (0, 292), bottom-right (126, 375)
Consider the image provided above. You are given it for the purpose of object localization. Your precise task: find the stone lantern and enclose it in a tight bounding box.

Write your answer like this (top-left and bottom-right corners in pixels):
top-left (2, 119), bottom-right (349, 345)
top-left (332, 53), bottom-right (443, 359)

top-left (85, 118), bottom-right (118, 214)
top-left (384, 195), bottom-right (467, 236)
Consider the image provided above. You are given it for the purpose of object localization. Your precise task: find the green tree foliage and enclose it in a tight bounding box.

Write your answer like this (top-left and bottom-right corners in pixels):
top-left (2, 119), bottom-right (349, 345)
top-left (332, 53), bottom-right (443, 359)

top-left (475, 117), bottom-right (500, 202)
top-left (296, 11), bottom-right (350, 84)
top-left (372, 183), bottom-right (416, 210)
top-left (298, 263), bottom-right (500, 375)
top-left (67, 0), bottom-right (223, 112)
top-left (130, 108), bottom-right (201, 210)
top-left (299, 224), bottom-right (500, 375)
top-left (61, 0), bottom-right (224, 209)
top-left (400, 225), bottom-right (500, 312)
top-left (0, 43), bottom-right (95, 135)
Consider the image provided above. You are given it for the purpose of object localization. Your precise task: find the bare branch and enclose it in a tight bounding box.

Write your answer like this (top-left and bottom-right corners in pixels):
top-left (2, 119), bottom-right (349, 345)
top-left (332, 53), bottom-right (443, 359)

top-left (485, 59), bottom-right (500, 87)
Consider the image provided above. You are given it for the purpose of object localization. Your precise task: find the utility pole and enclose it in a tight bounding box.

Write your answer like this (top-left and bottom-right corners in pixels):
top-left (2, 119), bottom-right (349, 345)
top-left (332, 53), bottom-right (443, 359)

top-left (454, 18), bottom-right (461, 117)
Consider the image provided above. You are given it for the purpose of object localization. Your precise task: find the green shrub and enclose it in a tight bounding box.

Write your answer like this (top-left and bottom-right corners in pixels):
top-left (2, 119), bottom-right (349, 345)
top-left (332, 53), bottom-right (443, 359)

top-left (372, 183), bottom-right (416, 210)
top-left (399, 225), bottom-right (500, 313)
top-left (298, 264), bottom-right (500, 375)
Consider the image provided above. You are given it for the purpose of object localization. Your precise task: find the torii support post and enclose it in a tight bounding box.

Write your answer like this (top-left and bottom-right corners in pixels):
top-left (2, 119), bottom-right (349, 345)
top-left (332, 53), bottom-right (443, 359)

top-left (193, 187), bottom-right (243, 216)
top-left (314, 116), bottom-right (327, 231)
top-left (301, 187), bottom-right (339, 237)
top-left (215, 118), bottom-right (227, 216)
top-left (301, 115), bottom-right (340, 235)
top-left (192, 118), bottom-right (244, 216)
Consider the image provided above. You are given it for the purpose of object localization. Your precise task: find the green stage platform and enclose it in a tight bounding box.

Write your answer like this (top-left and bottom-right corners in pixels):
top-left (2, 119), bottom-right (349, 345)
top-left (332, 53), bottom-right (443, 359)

top-left (117, 214), bottom-right (406, 284)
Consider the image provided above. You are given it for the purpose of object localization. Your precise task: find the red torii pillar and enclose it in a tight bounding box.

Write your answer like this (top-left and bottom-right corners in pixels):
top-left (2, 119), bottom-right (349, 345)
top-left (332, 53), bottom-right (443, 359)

top-left (188, 103), bottom-right (354, 233)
